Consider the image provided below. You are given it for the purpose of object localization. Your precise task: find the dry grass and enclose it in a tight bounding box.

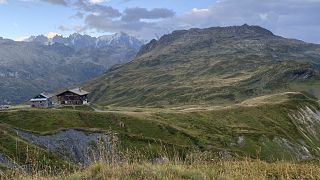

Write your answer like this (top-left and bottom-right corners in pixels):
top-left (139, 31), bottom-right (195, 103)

top-left (2, 159), bottom-right (320, 180)
top-left (2, 144), bottom-right (320, 180)
top-left (69, 160), bottom-right (320, 180)
top-left (96, 92), bottom-right (304, 113)
top-left (1, 130), bottom-right (320, 180)
top-left (239, 92), bottom-right (302, 106)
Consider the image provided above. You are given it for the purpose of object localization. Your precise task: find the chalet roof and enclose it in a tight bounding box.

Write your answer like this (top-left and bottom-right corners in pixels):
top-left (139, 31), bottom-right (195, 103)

top-left (30, 92), bottom-right (53, 101)
top-left (40, 93), bottom-right (54, 98)
top-left (30, 98), bottom-right (48, 102)
top-left (57, 88), bottom-right (89, 96)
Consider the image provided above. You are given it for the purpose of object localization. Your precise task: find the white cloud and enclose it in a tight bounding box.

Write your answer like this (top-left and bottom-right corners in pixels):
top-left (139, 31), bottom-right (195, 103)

top-left (121, 8), bottom-right (175, 22)
top-left (40, 0), bottom-right (68, 6)
top-left (191, 8), bottom-right (210, 13)
top-left (15, 36), bottom-right (29, 41)
top-left (58, 25), bottom-right (70, 31)
top-left (47, 32), bottom-right (59, 38)
top-left (34, 0), bottom-right (320, 43)
top-left (161, 0), bottom-right (320, 43)
top-left (89, 0), bottom-right (108, 4)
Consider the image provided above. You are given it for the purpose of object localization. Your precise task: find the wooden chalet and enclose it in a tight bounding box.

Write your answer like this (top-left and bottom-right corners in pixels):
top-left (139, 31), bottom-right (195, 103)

top-left (30, 93), bottom-right (54, 108)
top-left (56, 88), bottom-right (89, 105)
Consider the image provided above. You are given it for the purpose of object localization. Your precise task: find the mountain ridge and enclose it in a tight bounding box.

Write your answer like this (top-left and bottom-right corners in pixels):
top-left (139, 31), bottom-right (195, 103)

top-left (0, 32), bottom-right (144, 104)
top-left (83, 25), bottom-right (320, 107)
top-left (24, 32), bottom-right (143, 51)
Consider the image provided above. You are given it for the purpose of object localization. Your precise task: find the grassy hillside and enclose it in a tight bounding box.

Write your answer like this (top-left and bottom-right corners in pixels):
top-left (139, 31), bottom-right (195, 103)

top-left (0, 92), bottom-right (319, 166)
top-left (83, 25), bottom-right (320, 107)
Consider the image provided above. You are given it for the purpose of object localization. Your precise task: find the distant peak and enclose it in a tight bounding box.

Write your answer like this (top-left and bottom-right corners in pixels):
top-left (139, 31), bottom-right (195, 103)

top-left (69, 33), bottom-right (82, 38)
top-left (17, 32), bottom-right (142, 50)
top-left (118, 31), bottom-right (127, 35)
top-left (52, 34), bottom-right (63, 39)
top-left (115, 32), bottom-right (129, 37)
top-left (238, 24), bottom-right (274, 35)
top-left (34, 34), bottom-right (47, 38)
top-left (72, 32), bottom-right (81, 35)
top-left (138, 25), bottom-right (276, 56)
top-left (24, 35), bottom-right (49, 43)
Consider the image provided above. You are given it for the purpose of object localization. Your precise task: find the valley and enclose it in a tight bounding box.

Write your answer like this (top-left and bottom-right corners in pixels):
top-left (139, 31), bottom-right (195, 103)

top-left (1, 25), bottom-right (320, 179)
top-left (0, 33), bottom-right (143, 105)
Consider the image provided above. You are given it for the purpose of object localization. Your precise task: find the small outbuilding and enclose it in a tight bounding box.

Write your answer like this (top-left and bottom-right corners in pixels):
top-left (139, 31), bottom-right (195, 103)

top-left (56, 88), bottom-right (89, 106)
top-left (30, 93), bottom-right (54, 108)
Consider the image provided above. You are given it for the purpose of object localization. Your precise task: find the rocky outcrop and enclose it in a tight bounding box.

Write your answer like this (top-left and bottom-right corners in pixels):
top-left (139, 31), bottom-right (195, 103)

top-left (273, 137), bottom-right (313, 160)
top-left (15, 129), bottom-right (112, 166)
top-left (228, 104), bottom-right (320, 161)
top-left (287, 105), bottom-right (320, 159)
top-left (272, 105), bottom-right (320, 160)
top-left (290, 106), bottom-right (320, 142)
top-left (0, 153), bottom-right (15, 168)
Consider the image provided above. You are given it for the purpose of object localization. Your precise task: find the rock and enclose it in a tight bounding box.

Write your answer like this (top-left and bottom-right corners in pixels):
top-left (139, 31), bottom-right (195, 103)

top-left (237, 136), bottom-right (245, 146)
top-left (217, 151), bottom-right (233, 160)
top-left (0, 153), bottom-right (16, 168)
top-left (152, 157), bottom-right (169, 164)
top-left (15, 129), bottom-right (113, 166)
top-left (273, 137), bottom-right (313, 160)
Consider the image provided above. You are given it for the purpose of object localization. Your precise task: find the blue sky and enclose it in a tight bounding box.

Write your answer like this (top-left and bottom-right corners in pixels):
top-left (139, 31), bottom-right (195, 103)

top-left (0, 0), bottom-right (214, 39)
top-left (1, 0), bottom-right (320, 43)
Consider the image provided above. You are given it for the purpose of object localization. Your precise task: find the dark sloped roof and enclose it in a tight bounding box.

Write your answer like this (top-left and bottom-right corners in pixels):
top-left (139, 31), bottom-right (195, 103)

top-left (57, 88), bottom-right (89, 96)
top-left (69, 88), bottom-right (90, 96)
top-left (30, 98), bottom-right (48, 102)
top-left (30, 92), bottom-right (53, 101)
top-left (41, 93), bottom-right (54, 98)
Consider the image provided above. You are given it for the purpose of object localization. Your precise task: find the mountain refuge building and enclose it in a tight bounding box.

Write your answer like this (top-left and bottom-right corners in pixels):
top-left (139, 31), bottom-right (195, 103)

top-left (56, 88), bottom-right (89, 105)
top-left (30, 93), bottom-right (54, 108)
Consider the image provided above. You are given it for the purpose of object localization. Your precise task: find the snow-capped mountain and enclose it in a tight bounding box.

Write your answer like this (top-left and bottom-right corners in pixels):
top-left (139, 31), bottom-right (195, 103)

top-left (96, 32), bottom-right (143, 49)
top-left (24, 32), bottom-right (143, 51)
top-left (0, 32), bottom-right (144, 104)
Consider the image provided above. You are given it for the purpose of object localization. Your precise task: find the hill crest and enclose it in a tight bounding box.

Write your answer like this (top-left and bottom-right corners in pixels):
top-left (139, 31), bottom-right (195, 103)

top-left (83, 25), bottom-right (320, 107)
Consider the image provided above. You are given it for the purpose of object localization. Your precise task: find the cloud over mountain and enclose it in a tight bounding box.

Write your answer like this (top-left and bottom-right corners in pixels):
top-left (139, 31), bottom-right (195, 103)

top-left (173, 0), bottom-right (320, 43)
top-left (18, 0), bottom-right (320, 43)
top-left (40, 0), bottom-right (68, 6)
top-left (121, 8), bottom-right (175, 22)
